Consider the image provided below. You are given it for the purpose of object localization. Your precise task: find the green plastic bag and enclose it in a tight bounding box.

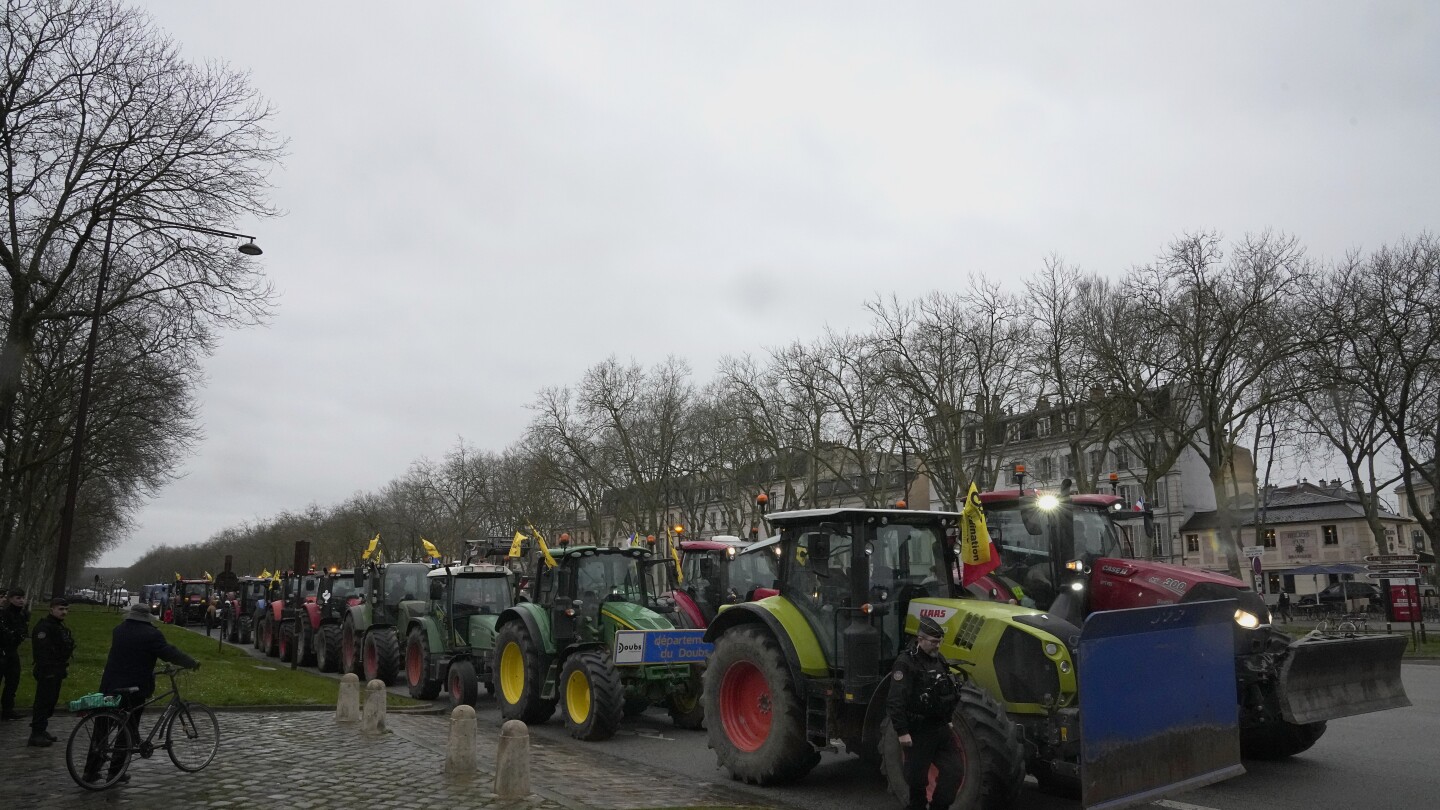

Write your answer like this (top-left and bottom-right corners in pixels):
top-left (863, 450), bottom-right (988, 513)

top-left (67, 693), bottom-right (121, 712)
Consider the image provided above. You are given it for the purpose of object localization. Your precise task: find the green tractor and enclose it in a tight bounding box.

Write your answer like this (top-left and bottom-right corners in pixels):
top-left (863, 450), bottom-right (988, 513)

top-left (342, 561), bottom-right (432, 686)
top-left (702, 507), bottom-right (1245, 809)
top-left (402, 562), bottom-right (515, 706)
top-left (492, 544), bottom-right (708, 741)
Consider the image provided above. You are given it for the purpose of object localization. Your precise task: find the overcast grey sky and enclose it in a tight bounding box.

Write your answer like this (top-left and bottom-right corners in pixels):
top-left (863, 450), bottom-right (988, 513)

top-left (101, 1), bottom-right (1440, 565)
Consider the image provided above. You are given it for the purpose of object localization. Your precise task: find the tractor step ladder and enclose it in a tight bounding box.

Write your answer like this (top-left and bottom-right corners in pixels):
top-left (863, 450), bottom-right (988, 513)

top-left (805, 691), bottom-right (831, 749)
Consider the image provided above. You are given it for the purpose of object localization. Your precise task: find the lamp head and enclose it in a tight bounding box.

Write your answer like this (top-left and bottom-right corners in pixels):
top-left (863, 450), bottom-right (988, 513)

top-left (237, 240), bottom-right (263, 256)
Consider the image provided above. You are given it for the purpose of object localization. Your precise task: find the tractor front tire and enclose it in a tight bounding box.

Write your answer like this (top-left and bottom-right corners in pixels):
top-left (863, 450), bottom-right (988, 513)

top-left (406, 627), bottom-right (443, 700)
top-left (560, 650), bottom-right (624, 742)
top-left (494, 621), bottom-right (556, 724)
top-left (316, 624), bottom-right (342, 673)
top-left (878, 682), bottom-right (1026, 810)
top-left (299, 625), bottom-right (317, 667)
top-left (279, 622), bottom-right (296, 663)
top-left (448, 658), bottom-right (480, 709)
top-left (667, 665), bottom-right (706, 730)
top-left (341, 615), bottom-right (362, 676)
top-left (365, 627), bottom-right (402, 685)
top-left (239, 615), bottom-right (252, 646)
top-left (704, 625), bottom-right (818, 785)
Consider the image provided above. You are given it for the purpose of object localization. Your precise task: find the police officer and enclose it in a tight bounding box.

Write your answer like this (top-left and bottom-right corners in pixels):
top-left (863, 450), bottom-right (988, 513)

top-left (29, 597), bottom-right (75, 745)
top-left (887, 615), bottom-right (963, 810)
top-left (0, 587), bottom-right (30, 720)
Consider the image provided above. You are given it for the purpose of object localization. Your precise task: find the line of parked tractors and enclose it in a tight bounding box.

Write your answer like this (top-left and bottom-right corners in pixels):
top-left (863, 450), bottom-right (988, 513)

top-left (195, 490), bottom-right (1409, 810)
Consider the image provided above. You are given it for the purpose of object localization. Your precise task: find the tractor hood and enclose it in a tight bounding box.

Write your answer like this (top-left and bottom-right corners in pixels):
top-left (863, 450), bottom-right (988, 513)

top-left (599, 600), bottom-right (674, 630)
top-left (1088, 557), bottom-right (1251, 613)
top-left (466, 613), bottom-right (500, 649)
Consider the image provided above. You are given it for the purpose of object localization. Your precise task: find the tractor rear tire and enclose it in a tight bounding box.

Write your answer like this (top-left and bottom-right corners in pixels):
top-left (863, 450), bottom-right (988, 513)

top-left (279, 622), bottom-right (295, 663)
top-left (560, 650), bottom-right (624, 742)
top-left (316, 624), bottom-right (342, 673)
top-left (494, 621), bottom-right (556, 724)
top-left (239, 616), bottom-right (252, 646)
top-left (667, 665), bottom-right (706, 730)
top-left (878, 683), bottom-right (1026, 810)
top-left (1241, 718), bottom-right (1327, 760)
top-left (341, 616), bottom-right (361, 676)
top-left (299, 624), bottom-right (317, 667)
top-left (407, 627), bottom-right (443, 700)
top-left (704, 625), bottom-right (819, 785)
top-left (261, 617), bottom-right (279, 658)
top-left (448, 658), bottom-right (480, 709)
top-left (365, 627), bottom-right (402, 685)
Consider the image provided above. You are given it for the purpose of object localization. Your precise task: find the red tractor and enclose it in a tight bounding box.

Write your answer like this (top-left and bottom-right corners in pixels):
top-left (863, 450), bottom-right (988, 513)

top-left (221, 576), bottom-right (266, 644)
top-left (670, 535), bottom-right (777, 628)
top-left (973, 483), bottom-right (1409, 761)
top-left (169, 579), bottom-right (212, 626)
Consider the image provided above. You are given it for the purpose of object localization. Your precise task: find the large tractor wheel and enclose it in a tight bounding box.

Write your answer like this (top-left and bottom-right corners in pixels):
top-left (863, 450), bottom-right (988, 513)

top-left (364, 627), bottom-right (402, 685)
top-left (262, 617), bottom-right (280, 658)
top-left (703, 625), bottom-right (818, 785)
top-left (239, 615), bottom-right (253, 645)
top-left (560, 650), bottom-right (624, 742)
top-left (879, 682), bottom-right (1026, 810)
top-left (448, 658), bottom-right (480, 709)
top-left (298, 624), bottom-right (317, 667)
top-left (667, 665), bottom-right (706, 730)
top-left (406, 627), bottom-right (443, 700)
top-left (494, 621), bottom-right (556, 724)
top-left (279, 622), bottom-right (296, 663)
top-left (340, 616), bottom-right (361, 676)
top-left (316, 624), bottom-right (342, 673)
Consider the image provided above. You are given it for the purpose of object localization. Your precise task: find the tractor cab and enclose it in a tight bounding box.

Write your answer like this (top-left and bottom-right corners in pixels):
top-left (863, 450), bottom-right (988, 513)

top-left (675, 535), bottom-right (777, 626)
top-left (766, 508), bottom-right (960, 683)
top-left (979, 489), bottom-right (1131, 612)
top-left (318, 569), bottom-right (359, 618)
top-left (526, 546), bottom-right (654, 648)
top-left (356, 562), bottom-right (431, 625)
top-left (425, 563), bottom-right (513, 649)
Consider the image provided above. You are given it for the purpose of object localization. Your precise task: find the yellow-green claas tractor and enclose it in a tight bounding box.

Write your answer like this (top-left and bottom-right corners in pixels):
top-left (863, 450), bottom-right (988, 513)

top-left (493, 544), bottom-right (707, 741)
top-left (702, 507), bottom-right (1246, 810)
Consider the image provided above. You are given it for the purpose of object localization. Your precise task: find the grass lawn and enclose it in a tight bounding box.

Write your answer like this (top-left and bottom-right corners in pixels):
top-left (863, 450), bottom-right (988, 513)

top-left (6, 604), bottom-right (422, 709)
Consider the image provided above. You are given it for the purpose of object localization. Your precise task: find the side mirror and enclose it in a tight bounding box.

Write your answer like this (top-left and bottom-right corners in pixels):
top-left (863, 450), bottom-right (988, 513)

top-left (810, 534), bottom-right (831, 562)
top-left (1143, 511), bottom-right (1156, 539)
top-left (1020, 499), bottom-right (1045, 535)
top-left (429, 580), bottom-right (443, 601)
top-left (353, 570), bottom-right (366, 589)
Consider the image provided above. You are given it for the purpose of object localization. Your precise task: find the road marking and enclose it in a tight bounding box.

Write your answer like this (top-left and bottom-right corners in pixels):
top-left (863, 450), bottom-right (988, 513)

top-left (1155, 801), bottom-right (1222, 810)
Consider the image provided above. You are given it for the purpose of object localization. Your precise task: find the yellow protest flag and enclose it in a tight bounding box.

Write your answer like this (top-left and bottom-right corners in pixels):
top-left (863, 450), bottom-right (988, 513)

top-left (361, 533), bottom-right (380, 561)
top-left (529, 525), bottom-right (557, 569)
top-left (203, 571), bottom-right (213, 582)
top-left (959, 483), bottom-right (993, 566)
top-left (509, 531), bottom-right (526, 558)
top-left (421, 538), bottom-right (442, 561)
top-left (259, 569), bottom-right (271, 580)
top-left (670, 541), bottom-right (684, 583)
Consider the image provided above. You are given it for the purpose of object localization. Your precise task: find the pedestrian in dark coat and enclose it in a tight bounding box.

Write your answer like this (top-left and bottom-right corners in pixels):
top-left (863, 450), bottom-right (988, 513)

top-left (0, 587), bottom-right (30, 720)
top-left (28, 597), bottom-right (75, 745)
top-left (886, 615), bottom-right (963, 810)
top-left (86, 603), bottom-right (199, 782)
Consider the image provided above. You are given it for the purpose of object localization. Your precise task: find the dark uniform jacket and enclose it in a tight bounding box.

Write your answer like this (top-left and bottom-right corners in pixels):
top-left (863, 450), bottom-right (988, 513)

top-left (886, 644), bottom-right (955, 737)
top-left (99, 619), bottom-right (197, 698)
top-left (31, 614), bottom-right (75, 679)
top-left (0, 604), bottom-right (27, 654)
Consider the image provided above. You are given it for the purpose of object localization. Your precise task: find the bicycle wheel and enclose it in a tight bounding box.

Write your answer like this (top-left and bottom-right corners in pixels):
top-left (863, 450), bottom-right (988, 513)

top-left (66, 711), bottom-right (134, 791)
top-left (165, 701), bottom-right (219, 772)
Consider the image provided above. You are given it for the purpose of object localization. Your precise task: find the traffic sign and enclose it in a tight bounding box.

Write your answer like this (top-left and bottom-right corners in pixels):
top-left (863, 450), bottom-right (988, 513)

top-left (1367, 563), bottom-right (1422, 572)
top-left (1366, 570), bottom-right (1420, 579)
top-left (1243, 546), bottom-right (1265, 559)
top-left (1364, 554), bottom-right (1419, 563)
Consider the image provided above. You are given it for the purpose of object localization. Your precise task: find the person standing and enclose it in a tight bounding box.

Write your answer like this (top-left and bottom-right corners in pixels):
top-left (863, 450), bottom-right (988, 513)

top-left (886, 616), bottom-right (963, 810)
top-left (0, 587), bottom-right (30, 720)
top-left (86, 603), bottom-right (199, 783)
top-left (28, 598), bottom-right (75, 746)
top-left (1276, 590), bottom-right (1292, 623)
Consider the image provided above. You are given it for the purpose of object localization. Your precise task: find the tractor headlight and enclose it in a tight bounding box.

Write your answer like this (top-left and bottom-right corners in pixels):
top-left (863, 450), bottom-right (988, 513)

top-left (1234, 609), bottom-right (1261, 629)
top-left (1037, 494), bottom-right (1060, 511)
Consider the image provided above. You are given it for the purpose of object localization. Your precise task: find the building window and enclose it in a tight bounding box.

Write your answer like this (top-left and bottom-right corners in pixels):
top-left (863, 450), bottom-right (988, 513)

top-left (1006, 421), bottom-right (1021, 443)
top-left (1186, 534), bottom-right (1200, 553)
top-left (1037, 456), bottom-right (1054, 480)
top-left (1118, 484), bottom-right (1135, 504)
top-left (1037, 418), bottom-right (1052, 438)
top-left (1414, 530), bottom-right (1427, 552)
top-left (1089, 449), bottom-right (1104, 473)
top-left (1322, 525), bottom-right (1339, 546)
top-left (1262, 529), bottom-right (1277, 549)
top-left (1115, 446), bottom-right (1130, 470)
top-left (1061, 454), bottom-right (1074, 477)
top-left (1062, 411), bottom-right (1078, 432)
top-left (964, 429), bottom-right (977, 451)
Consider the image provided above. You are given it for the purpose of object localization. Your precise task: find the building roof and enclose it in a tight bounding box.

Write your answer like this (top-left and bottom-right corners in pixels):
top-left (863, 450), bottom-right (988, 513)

top-left (1180, 480), bottom-right (1406, 531)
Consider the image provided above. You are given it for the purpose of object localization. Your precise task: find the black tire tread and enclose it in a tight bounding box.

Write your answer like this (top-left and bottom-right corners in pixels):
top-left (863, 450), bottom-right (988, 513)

top-left (562, 649), bottom-right (625, 741)
top-left (367, 626), bottom-right (402, 685)
top-left (878, 682), bottom-right (1026, 810)
top-left (493, 621), bottom-right (557, 724)
top-left (703, 625), bottom-right (818, 785)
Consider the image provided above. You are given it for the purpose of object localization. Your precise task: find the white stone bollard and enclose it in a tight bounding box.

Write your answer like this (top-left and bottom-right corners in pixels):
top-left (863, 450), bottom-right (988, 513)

top-left (336, 673), bottom-right (361, 723)
top-left (362, 678), bottom-right (388, 733)
top-left (493, 719), bottom-right (531, 799)
top-left (445, 705), bottom-right (477, 775)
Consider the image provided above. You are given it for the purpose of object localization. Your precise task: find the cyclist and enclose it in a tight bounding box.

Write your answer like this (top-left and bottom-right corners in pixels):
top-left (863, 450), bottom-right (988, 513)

top-left (86, 603), bottom-right (199, 783)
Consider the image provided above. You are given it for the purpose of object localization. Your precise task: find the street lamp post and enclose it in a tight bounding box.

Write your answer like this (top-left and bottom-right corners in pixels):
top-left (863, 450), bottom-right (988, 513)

top-left (50, 218), bottom-right (262, 598)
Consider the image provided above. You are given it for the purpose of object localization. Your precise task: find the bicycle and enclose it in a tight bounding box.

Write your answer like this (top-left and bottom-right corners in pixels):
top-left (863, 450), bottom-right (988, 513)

top-left (64, 664), bottom-right (219, 790)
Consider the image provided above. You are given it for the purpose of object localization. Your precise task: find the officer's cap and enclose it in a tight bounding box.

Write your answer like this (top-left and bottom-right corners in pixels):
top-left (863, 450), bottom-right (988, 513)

top-left (917, 616), bottom-right (945, 639)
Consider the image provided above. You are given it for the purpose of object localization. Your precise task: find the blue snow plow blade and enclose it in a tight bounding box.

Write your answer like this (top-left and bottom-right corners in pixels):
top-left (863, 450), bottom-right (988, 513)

top-left (1079, 599), bottom-right (1244, 810)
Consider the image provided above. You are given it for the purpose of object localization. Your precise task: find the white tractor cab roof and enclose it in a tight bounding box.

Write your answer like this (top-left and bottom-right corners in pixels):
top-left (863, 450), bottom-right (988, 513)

top-left (426, 563), bottom-right (511, 578)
